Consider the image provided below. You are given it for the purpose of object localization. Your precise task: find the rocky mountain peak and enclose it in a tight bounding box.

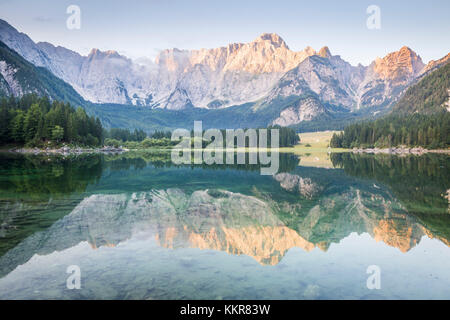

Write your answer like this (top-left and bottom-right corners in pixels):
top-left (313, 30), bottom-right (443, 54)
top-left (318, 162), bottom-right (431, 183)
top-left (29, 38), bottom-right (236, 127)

top-left (254, 33), bottom-right (289, 49)
top-left (399, 45), bottom-right (414, 54)
top-left (87, 48), bottom-right (123, 60)
top-left (88, 48), bottom-right (101, 56)
top-left (318, 46), bottom-right (332, 58)
top-left (373, 46), bottom-right (425, 80)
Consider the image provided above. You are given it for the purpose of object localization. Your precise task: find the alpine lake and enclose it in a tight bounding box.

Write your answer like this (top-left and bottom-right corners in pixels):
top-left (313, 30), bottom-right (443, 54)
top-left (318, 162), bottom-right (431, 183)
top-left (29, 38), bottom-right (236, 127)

top-left (0, 143), bottom-right (449, 300)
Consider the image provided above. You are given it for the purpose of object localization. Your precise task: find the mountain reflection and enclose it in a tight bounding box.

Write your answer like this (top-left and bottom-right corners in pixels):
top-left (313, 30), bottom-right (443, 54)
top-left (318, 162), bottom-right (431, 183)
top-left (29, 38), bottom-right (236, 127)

top-left (0, 152), bottom-right (449, 277)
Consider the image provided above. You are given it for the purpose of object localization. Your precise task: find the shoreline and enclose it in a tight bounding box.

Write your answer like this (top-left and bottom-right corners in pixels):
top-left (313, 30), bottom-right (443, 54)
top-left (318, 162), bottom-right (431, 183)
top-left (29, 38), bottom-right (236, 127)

top-left (3, 145), bottom-right (450, 156)
top-left (7, 146), bottom-right (129, 155)
top-left (352, 147), bottom-right (450, 155)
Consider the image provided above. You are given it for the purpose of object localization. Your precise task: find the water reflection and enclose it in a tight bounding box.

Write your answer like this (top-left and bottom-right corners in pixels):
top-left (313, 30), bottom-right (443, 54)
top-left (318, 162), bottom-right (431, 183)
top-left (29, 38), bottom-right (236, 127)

top-left (0, 152), bottom-right (449, 299)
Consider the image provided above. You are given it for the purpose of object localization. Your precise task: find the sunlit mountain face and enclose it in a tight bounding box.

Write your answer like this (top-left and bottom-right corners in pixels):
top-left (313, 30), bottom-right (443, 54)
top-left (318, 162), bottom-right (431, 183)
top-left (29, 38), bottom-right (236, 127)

top-left (0, 152), bottom-right (448, 299)
top-left (1, 19), bottom-right (449, 133)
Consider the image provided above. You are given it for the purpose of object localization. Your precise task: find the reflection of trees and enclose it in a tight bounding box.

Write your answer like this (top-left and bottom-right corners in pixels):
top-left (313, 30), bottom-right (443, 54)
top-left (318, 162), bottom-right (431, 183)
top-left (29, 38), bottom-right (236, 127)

top-left (0, 151), bottom-right (299, 199)
top-left (330, 153), bottom-right (450, 240)
top-left (330, 153), bottom-right (448, 212)
top-left (0, 154), bottom-right (104, 256)
top-left (106, 156), bottom-right (147, 171)
top-left (105, 152), bottom-right (299, 174)
top-left (0, 154), bottom-right (103, 198)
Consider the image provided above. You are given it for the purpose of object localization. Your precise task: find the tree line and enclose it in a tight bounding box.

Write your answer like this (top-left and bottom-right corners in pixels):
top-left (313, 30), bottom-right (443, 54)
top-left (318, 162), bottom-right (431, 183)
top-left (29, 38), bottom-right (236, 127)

top-left (104, 126), bottom-right (300, 149)
top-left (188, 125), bottom-right (300, 148)
top-left (330, 112), bottom-right (450, 149)
top-left (104, 128), bottom-right (147, 142)
top-left (0, 94), bottom-right (103, 147)
top-left (103, 129), bottom-right (176, 148)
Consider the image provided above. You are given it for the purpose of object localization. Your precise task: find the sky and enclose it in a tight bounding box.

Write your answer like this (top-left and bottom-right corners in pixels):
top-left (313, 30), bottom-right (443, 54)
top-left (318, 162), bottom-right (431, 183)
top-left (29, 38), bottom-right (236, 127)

top-left (0, 0), bottom-right (449, 66)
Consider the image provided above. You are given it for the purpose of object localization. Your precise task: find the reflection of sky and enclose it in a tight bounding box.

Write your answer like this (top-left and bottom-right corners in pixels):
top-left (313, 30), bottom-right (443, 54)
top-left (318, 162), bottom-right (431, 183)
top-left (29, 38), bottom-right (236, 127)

top-left (0, 232), bottom-right (449, 299)
top-left (0, 0), bottom-right (449, 65)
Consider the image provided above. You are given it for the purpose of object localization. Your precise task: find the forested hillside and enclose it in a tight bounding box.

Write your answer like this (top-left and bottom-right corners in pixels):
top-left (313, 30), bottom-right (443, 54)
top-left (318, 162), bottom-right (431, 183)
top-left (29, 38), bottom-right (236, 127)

top-left (393, 63), bottom-right (450, 114)
top-left (330, 113), bottom-right (449, 149)
top-left (0, 94), bottom-right (103, 147)
top-left (330, 63), bottom-right (450, 149)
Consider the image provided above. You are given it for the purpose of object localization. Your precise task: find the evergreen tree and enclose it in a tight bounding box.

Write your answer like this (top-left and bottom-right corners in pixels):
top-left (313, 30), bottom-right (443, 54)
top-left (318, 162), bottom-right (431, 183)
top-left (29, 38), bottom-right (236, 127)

top-left (24, 103), bottom-right (43, 142)
top-left (10, 110), bottom-right (25, 143)
top-left (51, 125), bottom-right (64, 142)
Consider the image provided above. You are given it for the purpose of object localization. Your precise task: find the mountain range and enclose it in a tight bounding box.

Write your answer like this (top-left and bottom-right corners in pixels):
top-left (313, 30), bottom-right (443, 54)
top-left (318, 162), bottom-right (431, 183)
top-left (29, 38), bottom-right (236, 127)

top-left (0, 19), bottom-right (448, 130)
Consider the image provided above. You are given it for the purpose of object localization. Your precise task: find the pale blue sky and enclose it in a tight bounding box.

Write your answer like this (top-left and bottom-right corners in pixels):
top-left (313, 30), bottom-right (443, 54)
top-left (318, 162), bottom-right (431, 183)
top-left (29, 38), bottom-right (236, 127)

top-left (0, 0), bottom-right (449, 65)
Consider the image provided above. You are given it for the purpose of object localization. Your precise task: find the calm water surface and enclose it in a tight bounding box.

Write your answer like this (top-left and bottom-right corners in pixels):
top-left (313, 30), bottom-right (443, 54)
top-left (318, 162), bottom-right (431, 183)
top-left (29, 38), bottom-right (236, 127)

top-left (0, 152), bottom-right (449, 300)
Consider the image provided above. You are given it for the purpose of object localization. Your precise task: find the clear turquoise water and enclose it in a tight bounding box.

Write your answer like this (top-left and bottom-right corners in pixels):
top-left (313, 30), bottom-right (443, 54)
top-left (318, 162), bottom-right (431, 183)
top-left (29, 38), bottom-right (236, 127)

top-left (0, 152), bottom-right (449, 300)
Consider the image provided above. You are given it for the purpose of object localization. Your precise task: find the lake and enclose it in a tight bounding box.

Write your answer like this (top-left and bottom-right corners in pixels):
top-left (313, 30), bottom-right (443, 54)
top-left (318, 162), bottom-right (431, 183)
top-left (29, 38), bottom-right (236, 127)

top-left (0, 151), bottom-right (449, 300)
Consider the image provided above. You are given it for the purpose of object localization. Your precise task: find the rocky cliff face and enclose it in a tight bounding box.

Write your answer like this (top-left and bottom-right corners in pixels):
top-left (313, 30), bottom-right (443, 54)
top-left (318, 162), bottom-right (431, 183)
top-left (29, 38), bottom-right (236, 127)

top-left (272, 97), bottom-right (326, 126)
top-left (265, 54), bottom-right (363, 109)
top-left (0, 40), bottom-right (85, 105)
top-left (155, 33), bottom-right (310, 74)
top-left (148, 33), bottom-right (319, 109)
top-left (0, 60), bottom-right (21, 96)
top-left (0, 20), bottom-right (52, 70)
top-left (357, 46), bottom-right (426, 109)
